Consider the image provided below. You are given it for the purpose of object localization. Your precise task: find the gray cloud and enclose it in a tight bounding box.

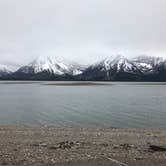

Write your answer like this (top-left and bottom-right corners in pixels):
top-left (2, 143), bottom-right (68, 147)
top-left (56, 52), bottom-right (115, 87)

top-left (0, 0), bottom-right (166, 69)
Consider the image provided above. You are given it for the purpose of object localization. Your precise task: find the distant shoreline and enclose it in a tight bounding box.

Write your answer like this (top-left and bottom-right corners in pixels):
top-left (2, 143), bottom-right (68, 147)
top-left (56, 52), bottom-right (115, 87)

top-left (44, 82), bottom-right (112, 86)
top-left (1, 80), bottom-right (166, 85)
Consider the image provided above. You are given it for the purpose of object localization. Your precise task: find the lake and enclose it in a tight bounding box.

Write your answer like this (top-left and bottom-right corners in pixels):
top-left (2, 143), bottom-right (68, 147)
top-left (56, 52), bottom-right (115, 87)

top-left (0, 81), bottom-right (166, 129)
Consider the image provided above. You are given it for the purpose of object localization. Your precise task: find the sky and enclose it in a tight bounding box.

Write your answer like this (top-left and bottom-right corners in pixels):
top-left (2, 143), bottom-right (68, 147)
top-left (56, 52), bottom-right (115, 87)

top-left (0, 0), bottom-right (166, 69)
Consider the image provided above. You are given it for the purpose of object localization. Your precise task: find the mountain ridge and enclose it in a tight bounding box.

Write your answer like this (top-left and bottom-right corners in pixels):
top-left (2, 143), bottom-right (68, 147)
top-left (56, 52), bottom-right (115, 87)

top-left (1, 55), bottom-right (166, 81)
top-left (77, 55), bottom-right (166, 81)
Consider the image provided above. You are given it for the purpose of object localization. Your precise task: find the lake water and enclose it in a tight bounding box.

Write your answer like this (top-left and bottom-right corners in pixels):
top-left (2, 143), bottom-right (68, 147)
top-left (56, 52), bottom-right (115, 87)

top-left (0, 81), bottom-right (166, 129)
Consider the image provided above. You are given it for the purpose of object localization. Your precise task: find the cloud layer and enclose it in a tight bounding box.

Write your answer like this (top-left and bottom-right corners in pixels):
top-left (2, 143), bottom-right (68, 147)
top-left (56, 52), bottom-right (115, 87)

top-left (0, 0), bottom-right (166, 69)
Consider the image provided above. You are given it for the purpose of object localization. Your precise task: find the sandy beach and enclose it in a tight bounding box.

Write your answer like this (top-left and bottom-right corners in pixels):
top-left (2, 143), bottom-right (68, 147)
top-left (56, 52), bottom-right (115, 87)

top-left (0, 126), bottom-right (166, 166)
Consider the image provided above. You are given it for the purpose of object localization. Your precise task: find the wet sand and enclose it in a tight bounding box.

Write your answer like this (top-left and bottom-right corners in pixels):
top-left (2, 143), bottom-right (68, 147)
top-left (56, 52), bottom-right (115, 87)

top-left (0, 126), bottom-right (166, 166)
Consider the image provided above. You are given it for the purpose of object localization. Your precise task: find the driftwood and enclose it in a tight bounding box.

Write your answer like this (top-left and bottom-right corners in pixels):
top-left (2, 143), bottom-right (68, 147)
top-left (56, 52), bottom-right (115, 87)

top-left (149, 145), bottom-right (166, 152)
top-left (105, 157), bottom-right (128, 166)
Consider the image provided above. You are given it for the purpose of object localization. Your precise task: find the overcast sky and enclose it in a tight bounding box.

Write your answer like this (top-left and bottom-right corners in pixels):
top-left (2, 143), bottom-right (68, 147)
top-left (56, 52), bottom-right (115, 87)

top-left (0, 0), bottom-right (166, 68)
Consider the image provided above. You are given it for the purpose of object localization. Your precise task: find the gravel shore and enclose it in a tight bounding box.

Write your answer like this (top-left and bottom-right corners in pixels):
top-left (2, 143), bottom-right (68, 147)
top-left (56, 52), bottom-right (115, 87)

top-left (0, 126), bottom-right (166, 166)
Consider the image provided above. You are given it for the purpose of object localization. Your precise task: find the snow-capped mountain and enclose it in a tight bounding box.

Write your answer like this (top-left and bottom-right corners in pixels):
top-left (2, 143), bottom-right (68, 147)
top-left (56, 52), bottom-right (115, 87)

top-left (79, 55), bottom-right (166, 81)
top-left (98, 55), bottom-right (138, 73)
top-left (0, 64), bottom-right (12, 77)
top-left (8, 56), bottom-right (85, 80)
top-left (1, 55), bottom-right (166, 81)
top-left (132, 55), bottom-right (166, 74)
top-left (17, 56), bottom-right (84, 76)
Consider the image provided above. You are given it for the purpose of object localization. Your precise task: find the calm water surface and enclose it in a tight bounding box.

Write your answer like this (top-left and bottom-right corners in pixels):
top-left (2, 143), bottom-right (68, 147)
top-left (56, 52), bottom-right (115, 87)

top-left (0, 81), bottom-right (166, 129)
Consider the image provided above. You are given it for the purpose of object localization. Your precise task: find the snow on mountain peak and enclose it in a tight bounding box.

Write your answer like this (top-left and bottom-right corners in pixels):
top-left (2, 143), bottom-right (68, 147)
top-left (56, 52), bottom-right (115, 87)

top-left (101, 55), bottom-right (135, 72)
top-left (19, 56), bottom-right (84, 76)
top-left (132, 55), bottom-right (166, 73)
top-left (0, 64), bottom-right (11, 76)
top-left (92, 54), bottom-right (166, 74)
top-left (29, 56), bottom-right (66, 74)
top-left (0, 64), bottom-right (11, 72)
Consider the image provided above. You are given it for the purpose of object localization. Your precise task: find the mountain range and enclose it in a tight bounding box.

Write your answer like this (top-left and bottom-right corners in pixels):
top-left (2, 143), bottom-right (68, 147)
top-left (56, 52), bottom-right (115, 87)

top-left (1, 55), bottom-right (166, 81)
